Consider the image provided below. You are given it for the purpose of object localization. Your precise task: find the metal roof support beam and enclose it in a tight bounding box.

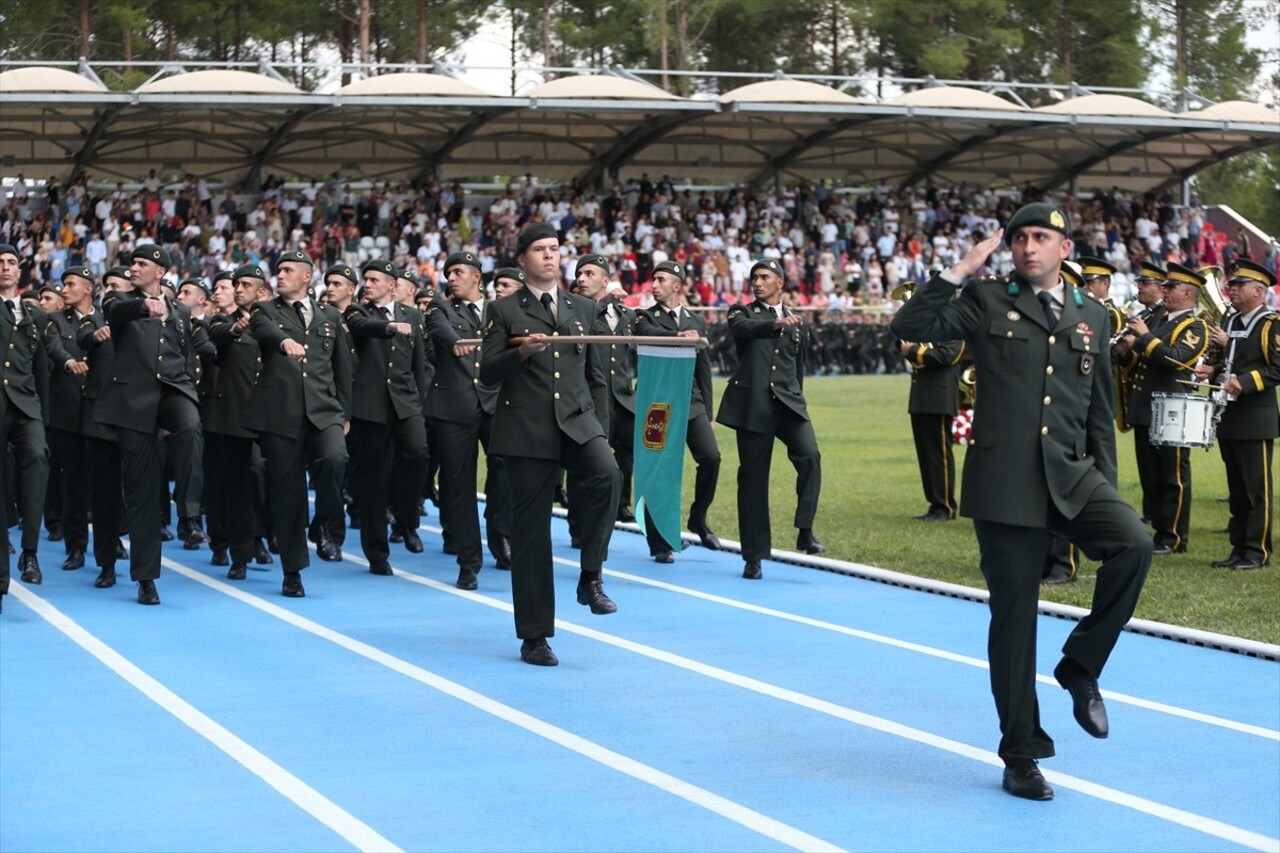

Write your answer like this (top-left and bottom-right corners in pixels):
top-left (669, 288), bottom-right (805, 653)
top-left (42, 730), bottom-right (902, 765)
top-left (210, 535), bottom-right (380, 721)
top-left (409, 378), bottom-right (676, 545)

top-left (1039, 129), bottom-right (1187, 192)
top-left (69, 105), bottom-right (124, 184)
top-left (413, 108), bottom-right (514, 186)
top-left (581, 111), bottom-right (710, 187)
top-left (747, 115), bottom-right (879, 186)
top-left (245, 106), bottom-right (326, 187)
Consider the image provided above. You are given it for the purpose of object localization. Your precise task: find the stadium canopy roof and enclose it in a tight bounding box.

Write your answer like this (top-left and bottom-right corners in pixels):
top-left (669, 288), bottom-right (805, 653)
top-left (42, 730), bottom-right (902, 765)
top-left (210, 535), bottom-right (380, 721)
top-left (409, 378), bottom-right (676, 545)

top-left (1, 61), bottom-right (1276, 193)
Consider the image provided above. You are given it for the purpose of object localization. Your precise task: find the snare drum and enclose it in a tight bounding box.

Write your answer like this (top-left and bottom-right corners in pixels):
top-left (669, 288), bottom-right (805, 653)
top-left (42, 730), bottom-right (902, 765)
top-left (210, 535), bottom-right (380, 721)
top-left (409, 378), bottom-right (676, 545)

top-left (1149, 393), bottom-right (1217, 448)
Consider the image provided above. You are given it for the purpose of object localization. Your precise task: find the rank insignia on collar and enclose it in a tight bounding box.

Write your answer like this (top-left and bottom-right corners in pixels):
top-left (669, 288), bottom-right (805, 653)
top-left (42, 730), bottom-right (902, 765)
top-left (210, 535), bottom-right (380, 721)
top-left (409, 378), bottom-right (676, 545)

top-left (1080, 354), bottom-right (1093, 374)
top-left (1007, 311), bottom-right (1020, 321)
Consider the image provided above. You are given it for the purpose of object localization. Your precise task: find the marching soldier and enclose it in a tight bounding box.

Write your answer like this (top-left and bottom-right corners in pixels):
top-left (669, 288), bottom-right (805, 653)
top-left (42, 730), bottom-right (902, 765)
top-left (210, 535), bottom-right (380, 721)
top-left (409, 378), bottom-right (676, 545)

top-left (900, 338), bottom-right (963, 521)
top-left (425, 251), bottom-right (511, 589)
top-left (1117, 260), bottom-right (1169, 525)
top-left (716, 258), bottom-right (824, 580)
top-left (1197, 259), bottom-right (1279, 570)
top-left (0, 242), bottom-right (50, 609)
top-left (345, 259), bottom-right (429, 575)
top-left (247, 250), bottom-right (352, 597)
top-left (1118, 262), bottom-right (1209, 554)
top-left (634, 259), bottom-right (723, 562)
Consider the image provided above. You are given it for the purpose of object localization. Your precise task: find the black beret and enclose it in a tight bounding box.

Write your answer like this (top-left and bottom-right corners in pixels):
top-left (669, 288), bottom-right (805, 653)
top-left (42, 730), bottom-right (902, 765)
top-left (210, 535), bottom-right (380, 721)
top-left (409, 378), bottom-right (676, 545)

top-left (232, 263), bottom-right (266, 281)
top-left (20, 289), bottom-right (39, 301)
top-left (178, 277), bottom-right (211, 298)
top-left (1004, 203), bottom-right (1070, 242)
top-left (275, 250), bottom-right (314, 272)
top-left (652, 260), bottom-right (687, 280)
top-left (361, 258), bottom-right (396, 278)
top-left (1226, 258), bottom-right (1276, 288)
top-left (575, 254), bottom-right (611, 277)
top-left (493, 267), bottom-right (525, 284)
top-left (0, 243), bottom-right (17, 259)
top-left (132, 244), bottom-right (171, 269)
top-left (61, 265), bottom-right (94, 284)
top-left (750, 258), bottom-right (784, 279)
top-left (324, 264), bottom-right (358, 286)
top-left (443, 251), bottom-right (482, 274)
top-left (396, 267), bottom-right (416, 285)
top-left (1076, 256), bottom-right (1117, 278)
top-left (414, 287), bottom-right (436, 301)
top-left (104, 266), bottom-right (132, 282)
top-left (213, 270), bottom-right (233, 283)
top-left (39, 281), bottom-right (64, 296)
top-left (516, 222), bottom-right (558, 255)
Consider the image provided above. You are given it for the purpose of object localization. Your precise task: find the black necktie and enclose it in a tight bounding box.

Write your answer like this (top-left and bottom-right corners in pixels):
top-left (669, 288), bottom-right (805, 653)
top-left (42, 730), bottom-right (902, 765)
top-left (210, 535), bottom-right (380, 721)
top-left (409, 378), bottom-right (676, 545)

top-left (1037, 291), bottom-right (1057, 328)
top-left (540, 291), bottom-right (554, 323)
top-left (469, 302), bottom-right (481, 327)
top-left (670, 308), bottom-right (679, 325)
top-left (294, 301), bottom-right (307, 327)
top-left (2, 299), bottom-right (14, 323)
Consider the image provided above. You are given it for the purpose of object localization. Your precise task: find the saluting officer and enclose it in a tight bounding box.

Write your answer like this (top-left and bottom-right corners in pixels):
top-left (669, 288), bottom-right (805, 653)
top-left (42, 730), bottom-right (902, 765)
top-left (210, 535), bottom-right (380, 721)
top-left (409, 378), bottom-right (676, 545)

top-left (345, 259), bottom-right (429, 575)
top-left (247, 250), bottom-right (352, 598)
top-left (634, 259), bottom-right (723, 561)
top-left (892, 203), bottom-right (1152, 802)
top-left (900, 337), bottom-right (964, 521)
top-left (0, 242), bottom-right (51, 609)
top-left (1119, 262), bottom-right (1209, 554)
top-left (479, 222), bottom-right (622, 667)
top-left (1197, 260), bottom-right (1279, 570)
top-left (716, 258), bottom-right (824, 581)
top-left (425, 251), bottom-right (512, 590)
top-left (96, 245), bottom-right (202, 605)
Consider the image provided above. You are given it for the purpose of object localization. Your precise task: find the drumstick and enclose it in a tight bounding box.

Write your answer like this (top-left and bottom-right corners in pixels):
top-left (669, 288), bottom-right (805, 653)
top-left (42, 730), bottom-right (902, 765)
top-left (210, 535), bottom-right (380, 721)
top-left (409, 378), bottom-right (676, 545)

top-left (1176, 378), bottom-right (1224, 391)
top-left (455, 336), bottom-right (709, 348)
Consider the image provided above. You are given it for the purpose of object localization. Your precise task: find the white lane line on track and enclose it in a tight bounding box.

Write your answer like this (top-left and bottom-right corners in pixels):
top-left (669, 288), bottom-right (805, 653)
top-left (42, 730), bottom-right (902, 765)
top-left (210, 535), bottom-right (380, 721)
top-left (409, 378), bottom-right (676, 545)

top-left (316, 542), bottom-right (1279, 853)
top-left (158, 556), bottom-right (845, 853)
top-left (5, 584), bottom-right (402, 853)
top-left (590, 564), bottom-right (1280, 743)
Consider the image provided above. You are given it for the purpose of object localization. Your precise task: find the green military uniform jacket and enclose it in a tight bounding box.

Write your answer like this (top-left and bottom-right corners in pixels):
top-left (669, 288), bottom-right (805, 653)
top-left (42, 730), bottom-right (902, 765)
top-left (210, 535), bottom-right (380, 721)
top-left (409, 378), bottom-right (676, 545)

top-left (423, 297), bottom-right (497, 425)
top-left (891, 272), bottom-right (1117, 528)
top-left (0, 300), bottom-right (48, 423)
top-left (344, 301), bottom-right (427, 423)
top-left (206, 309), bottom-right (261, 439)
top-left (716, 300), bottom-right (810, 433)
top-left (95, 292), bottom-right (198, 433)
top-left (42, 308), bottom-right (90, 432)
top-left (594, 300), bottom-right (637, 416)
top-left (246, 296), bottom-right (352, 436)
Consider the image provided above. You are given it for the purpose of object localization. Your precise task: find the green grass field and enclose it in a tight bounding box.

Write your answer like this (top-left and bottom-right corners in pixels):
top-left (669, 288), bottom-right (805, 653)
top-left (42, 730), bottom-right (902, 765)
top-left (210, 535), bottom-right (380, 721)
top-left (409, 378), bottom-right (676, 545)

top-left (673, 375), bottom-right (1278, 645)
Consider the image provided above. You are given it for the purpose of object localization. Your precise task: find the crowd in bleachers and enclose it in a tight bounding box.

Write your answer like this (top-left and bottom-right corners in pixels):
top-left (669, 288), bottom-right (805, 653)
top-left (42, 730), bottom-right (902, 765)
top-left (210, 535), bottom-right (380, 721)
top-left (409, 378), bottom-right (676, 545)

top-left (3, 169), bottom-right (1277, 325)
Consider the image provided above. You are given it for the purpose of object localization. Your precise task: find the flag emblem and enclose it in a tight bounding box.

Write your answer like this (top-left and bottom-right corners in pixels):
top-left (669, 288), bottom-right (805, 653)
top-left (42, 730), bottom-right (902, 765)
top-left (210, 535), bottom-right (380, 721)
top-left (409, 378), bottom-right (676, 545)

top-left (642, 403), bottom-right (671, 450)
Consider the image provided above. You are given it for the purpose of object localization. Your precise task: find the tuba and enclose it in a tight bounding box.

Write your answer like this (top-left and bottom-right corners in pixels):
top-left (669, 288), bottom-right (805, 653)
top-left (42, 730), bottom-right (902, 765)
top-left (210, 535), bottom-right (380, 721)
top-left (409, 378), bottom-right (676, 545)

top-left (1196, 265), bottom-right (1230, 328)
top-left (890, 281), bottom-right (917, 302)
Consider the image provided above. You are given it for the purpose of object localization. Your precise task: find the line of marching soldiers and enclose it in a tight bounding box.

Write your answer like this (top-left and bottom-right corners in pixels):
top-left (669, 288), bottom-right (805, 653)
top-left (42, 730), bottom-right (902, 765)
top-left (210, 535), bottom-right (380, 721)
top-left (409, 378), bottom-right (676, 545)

top-left (0, 241), bottom-right (532, 608)
top-left (900, 256), bottom-right (1278, 580)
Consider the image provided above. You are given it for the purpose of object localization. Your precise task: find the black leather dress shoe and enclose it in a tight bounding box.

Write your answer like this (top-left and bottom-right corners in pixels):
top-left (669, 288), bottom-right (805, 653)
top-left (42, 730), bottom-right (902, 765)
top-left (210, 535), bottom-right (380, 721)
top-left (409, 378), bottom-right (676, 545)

top-left (369, 560), bottom-right (394, 576)
top-left (159, 525), bottom-right (174, 542)
top-left (312, 526), bottom-right (342, 562)
top-left (456, 568), bottom-right (479, 590)
top-left (282, 572), bottom-right (305, 598)
top-left (94, 566), bottom-right (117, 588)
top-left (253, 539), bottom-right (273, 565)
top-left (19, 552), bottom-right (42, 585)
top-left (1211, 554), bottom-right (1243, 568)
top-left (181, 518), bottom-right (209, 550)
top-left (227, 563), bottom-right (248, 581)
top-left (520, 638), bottom-right (559, 666)
top-left (137, 579), bottom-right (160, 605)
top-left (1230, 557), bottom-right (1269, 570)
top-left (576, 576), bottom-right (617, 614)
top-left (690, 524), bottom-right (722, 550)
top-left (1054, 658), bottom-right (1108, 738)
top-left (617, 506), bottom-right (636, 523)
top-left (914, 509), bottom-right (951, 521)
top-left (268, 534), bottom-right (280, 554)
top-left (211, 548), bottom-right (229, 566)
top-left (742, 560), bottom-right (763, 580)
top-left (1002, 758), bottom-right (1053, 800)
top-left (488, 531), bottom-right (512, 570)
top-left (1152, 543), bottom-right (1186, 555)
top-left (796, 529), bottom-right (826, 555)
top-left (61, 551), bottom-right (85, 571)
top-left (653, 551), bottom-right (675, 564)
top-left (48, 524), bottom-right (64, 542)
top-left (389, 526), bottom-right (404, 544)
top-left (401, 528), bottom-right (424, 554)
top-left (1041, 564), bottom-right (1075, 585)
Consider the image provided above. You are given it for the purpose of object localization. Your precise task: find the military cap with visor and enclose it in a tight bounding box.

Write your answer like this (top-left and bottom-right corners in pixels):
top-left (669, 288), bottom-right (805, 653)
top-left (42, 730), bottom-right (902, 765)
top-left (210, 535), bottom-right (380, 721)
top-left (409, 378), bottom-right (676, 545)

top-left (1076, 256), bottom-right (1117, 279)
top-left (1163, 262), bottom-right (1206, 289)
top-left (1134, 260), bottom-right (1168, 282)
top-left (1226, 258), bottom-right (1276, 289)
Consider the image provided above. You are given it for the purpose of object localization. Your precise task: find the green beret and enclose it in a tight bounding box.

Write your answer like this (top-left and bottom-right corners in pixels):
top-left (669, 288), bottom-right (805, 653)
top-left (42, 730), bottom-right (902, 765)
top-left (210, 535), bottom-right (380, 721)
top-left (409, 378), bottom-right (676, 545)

top-left (39, 281), bottom-right (65, 296)
top-left (233, 263), bottom-right (266, 281)
top-left (0, 243), bottom-right (17, 259)
top-left (443, 251), bottom-right (482, 274)
top-left (396, 267), bottom-right (416, 285)
top-left (132, 244), bottom-right (171, 269)
top-left (1004, 203), bottom-right (1070, 243)
top-left (1076, 256), bottom-right (1117, 278)
top-left (1226, 258), bottom-right (1276, 288)
top-left (275, 250), bottom-right (313, 272)
top-left (575, 254), bottom-right (611, 277)
top-left (324, 264), bottom-right (358, 286)
top-left (750, 258), bottom-right (784, 279)
top-left (492, 267), bottom-right (525, 284)
top-left (61, 265), bottom-right (94, 284)
top-left (104, 266), bottom-right (132, 282)
top-left (360, 259), bottom-right (396, 278)
top-left (652, 260), bottom-right (686, 280)
top-left (516, 222), bottom-right (558, 255)
top-left (414, 287), bottom-right (436, 301)
top-left (178, 277), bottom-right (211, 298)
top-left (213, 270), bottom-right (233, 283)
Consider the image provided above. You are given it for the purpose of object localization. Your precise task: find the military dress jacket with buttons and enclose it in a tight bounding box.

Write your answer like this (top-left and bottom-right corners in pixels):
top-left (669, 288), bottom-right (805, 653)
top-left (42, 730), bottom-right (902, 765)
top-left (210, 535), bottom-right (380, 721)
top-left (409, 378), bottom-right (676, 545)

top-left (423, 297), bottom-right (497, 425)
top-left (0, 299), bottom-right (49, 423)
top-left (75, 311), bottom-right (116, 441)
top-left (593, 300), bottom-right (637, 416)
top-left (206, 309), bottom-right (261, 439)
top-left (903, 340), bottom-right (964, 417)
top-left (246, 296), bottom-right (352, 436)
top-left (344, 301), bottom-right (427, 424)
top-left (716, 300), bottom-right (810, 434)
top-left (891, 272), bottom-right (1117, 528)
top-left (1124, 309), bottom-right (1209, 428)
top-left (633, 304), bottom-right (715, 420)
top-left (42, 307), bottom-right (91, 432)
top-left (478, 285), bottom-right (610, 460)
top-left (95, 292), bottom-right (198, 433)
top-left (1213, 308), bottom-right (1280, 440)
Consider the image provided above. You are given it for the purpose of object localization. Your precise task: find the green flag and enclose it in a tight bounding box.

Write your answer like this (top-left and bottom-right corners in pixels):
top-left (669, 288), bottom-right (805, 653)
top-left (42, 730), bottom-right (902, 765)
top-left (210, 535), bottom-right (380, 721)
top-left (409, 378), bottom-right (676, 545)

top-left (633, 344), bottom-right (695, 551)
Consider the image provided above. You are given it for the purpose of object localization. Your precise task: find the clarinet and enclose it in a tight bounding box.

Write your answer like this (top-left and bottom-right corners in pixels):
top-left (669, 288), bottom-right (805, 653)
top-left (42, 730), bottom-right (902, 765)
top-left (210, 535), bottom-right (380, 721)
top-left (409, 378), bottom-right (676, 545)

top-left (1109, 298), bottom-right (1163, 347)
